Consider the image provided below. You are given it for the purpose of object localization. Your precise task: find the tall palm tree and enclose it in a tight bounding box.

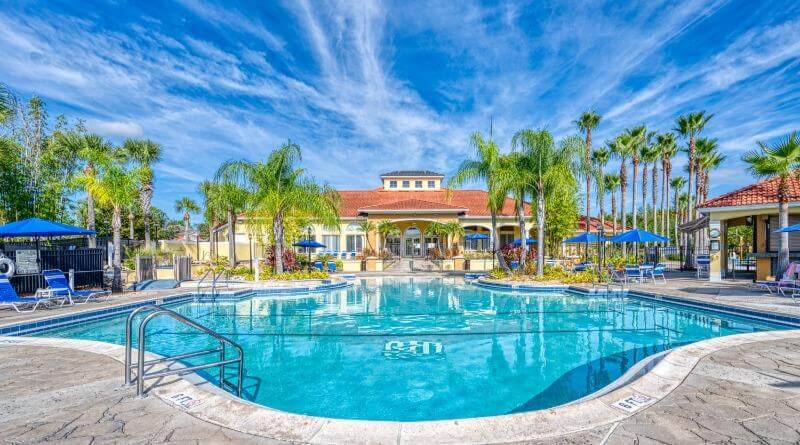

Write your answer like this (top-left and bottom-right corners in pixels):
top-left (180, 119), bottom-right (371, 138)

top-left (675, 112), bottom-right (713, 221)
top-left (175, 197), bottom-right (200, 243)
top-left (591, 147), bottom-right (610, 235)
top-left (604, 174), bottom-right (621, 236)
top-left (657, 133), bottom-right (678, 237)
top-left (742, 132), bottom-right (800, 273)
top-left (358, 220), bottom-right (376, 252)
top-left (217, 141), bottom-right (340, 273)
top-left (495, 151), bottom-right (532, 269)
top-left (198, 180), bottom-right (224, 260)
top-left (424, 222), bottom-right (446, 254)
top-left (57, 133), bottom-right (113, 248)
top-left (574, 111), bottom-right (602, 227)
top-left (669, 177), bottom-right (687, 243)
top-left (695, 137), bottom-right (725, 202)
top-left (377, 220), bottom-right (400, 255)
top-left (210, 170), bottom-right (251, 267)
top-left (448, 132), bottom-right (508, 269)
top-left (640, 140), bottom-right (660, 232)
top-left (627, 125), bottom-right (647, 229)
top-left (123, 139), bottom-right (163, 247)
top-left (508, 129), bottom-right (582, 275)
top-left (87, 149), bottom-right (140, 291)
top-left (442, 221), bottom-right (465, 255)
top-left (611, 134), bottom-right (637, 252)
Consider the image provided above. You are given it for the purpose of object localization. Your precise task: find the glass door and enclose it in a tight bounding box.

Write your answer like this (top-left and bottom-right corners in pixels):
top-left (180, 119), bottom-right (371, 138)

top-left (405, 237), bottom-right (421, 257)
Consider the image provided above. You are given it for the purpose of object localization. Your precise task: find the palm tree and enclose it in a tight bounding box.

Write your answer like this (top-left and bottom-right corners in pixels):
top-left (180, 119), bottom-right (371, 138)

top-left (87, 150), bottom-right (140, 291)
top-left (448, 132), bottom-right (508, 269)
top-left (217, 141), bottom-right (340, 273)
top-left (423, 222), bottom-right (445, 253)
top-left (696, 137), bottom-right (725, 202)
top-left (0, 83), bottom-right (13, 124)
top-left (508, 129), bottom-right (582, 275)
top-left (175, 197), bottom-right (200, 243)
top-left (574, 111), bottom-right (602, 227)
top-left (669, 177), bottom-right (687, 243)
top-left (358, 220), bottom-right (376, 252)
top-left (675, 112), bottom-right (713, 221)
top-left (442, 221), bottom-right (465, 255)
top-left (123, 139), bottom-right (163, 247)
top-left (640, 140), bottom-right (660, 232)
top-left (611, 134), bottom-right (637, 250)
top-left (57, 133), bottom-right (114, 248)
top-left (742, 132), bottom-right (800, 273)
top-left (377, 220), bottom-right (400, 255)
top-left (657, 133), bottom-right (678, 237)
top-left (627, 125), bottom-right (647, 229)
top-left (604, 174), bottom-right (621, 236)
top-left (210, 170), bottom-right (250, 267)
top-left (198, 180), bottom-right (224, 260)
top-left (495, 152), bottom-right (532, 269)
top-left (591, 147), bottom-right (610, 235)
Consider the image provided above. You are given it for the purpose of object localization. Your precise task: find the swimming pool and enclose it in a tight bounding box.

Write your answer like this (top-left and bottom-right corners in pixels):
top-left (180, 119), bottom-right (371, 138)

top-left (31, 277), bottom-right (787, 421)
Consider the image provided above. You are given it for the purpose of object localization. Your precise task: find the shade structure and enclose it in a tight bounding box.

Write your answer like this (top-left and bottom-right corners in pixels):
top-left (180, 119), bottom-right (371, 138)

top-left (292, 239), bottom-right (326, 248)
top-left (775, 223), bottom-right (800, 233)
top-left (511, 238), bottom-right (537, 246)
top-left (464, 233), bottom-right (490, 241)
top-left (609, 229), bottom-right (669, 243)
top-left (564, 233), bottom-right (606, 243)
top-left (0, 217), bottom-right (95, 238)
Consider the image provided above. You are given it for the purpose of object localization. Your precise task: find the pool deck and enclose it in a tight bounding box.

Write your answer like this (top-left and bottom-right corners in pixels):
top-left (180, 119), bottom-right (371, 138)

top-left (2, 275), bottom-right (800, 443)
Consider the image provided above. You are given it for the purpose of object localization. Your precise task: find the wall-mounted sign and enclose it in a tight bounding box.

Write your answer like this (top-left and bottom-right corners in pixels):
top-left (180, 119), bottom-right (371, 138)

top-left (709, 228), bottom-right (721, 238)
top-left (14, 250), bottom-right (39, 275)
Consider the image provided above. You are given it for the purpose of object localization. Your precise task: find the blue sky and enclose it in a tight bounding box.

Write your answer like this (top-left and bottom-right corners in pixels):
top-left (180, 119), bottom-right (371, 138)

top-left (2, 0), bottom-right (799, 219)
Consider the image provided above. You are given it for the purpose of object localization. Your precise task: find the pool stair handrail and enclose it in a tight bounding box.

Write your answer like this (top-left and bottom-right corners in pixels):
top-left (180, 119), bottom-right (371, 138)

top-left (124, 304), bottom-right (244, 398)
top-left (211, 269), bottom-right (230, 295)
top-left (196, 269), bottom-right (213, 294)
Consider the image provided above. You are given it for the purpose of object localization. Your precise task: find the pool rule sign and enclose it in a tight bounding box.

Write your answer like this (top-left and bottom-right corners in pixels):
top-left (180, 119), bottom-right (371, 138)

top-left (14, 250), bottom-right (39, 274)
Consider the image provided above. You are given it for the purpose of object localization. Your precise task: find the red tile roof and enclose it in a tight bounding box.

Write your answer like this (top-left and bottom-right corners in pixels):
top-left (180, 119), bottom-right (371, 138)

top-left (577, 216), bottom-right (618, 232)
top-left (358, 199), bottom-right (467, 213)
top-left (338, 189), bottom-right (527, 217)
top-left (698, 174), bottom-right (800, 209)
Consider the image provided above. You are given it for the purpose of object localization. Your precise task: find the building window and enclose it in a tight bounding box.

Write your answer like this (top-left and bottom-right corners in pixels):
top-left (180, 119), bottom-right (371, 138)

top-left (389, 180), bottom-right (397, 188)
top-left (346, 235), bottom-right (364, 252)
top-left (428, 180), bottom-right (435, 188)
top-left (500, 232), bottom-right (515, 247)
top-left (402, 180), bottom-right (410, 188)
top-left (415, 180), bottom-right (422, 188)
top-left (322, 235), bottom-right (340, 252)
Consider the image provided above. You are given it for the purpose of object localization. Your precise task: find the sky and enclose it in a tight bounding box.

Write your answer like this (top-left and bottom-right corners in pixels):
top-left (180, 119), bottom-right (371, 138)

top-left (2, 0), bottom-right (799, 220)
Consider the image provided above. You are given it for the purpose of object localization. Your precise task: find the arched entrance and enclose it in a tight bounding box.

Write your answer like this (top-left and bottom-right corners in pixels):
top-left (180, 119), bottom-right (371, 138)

top-left (403, 226), bottom-right (422, 257)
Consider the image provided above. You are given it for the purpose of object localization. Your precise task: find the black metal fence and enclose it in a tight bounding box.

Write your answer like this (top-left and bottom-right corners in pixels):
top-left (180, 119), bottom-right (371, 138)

top-left (1, 248), bottom-right (105, 294)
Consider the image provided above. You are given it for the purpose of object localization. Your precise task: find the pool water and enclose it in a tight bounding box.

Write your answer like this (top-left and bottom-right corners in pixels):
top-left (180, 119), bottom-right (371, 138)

top-left (33, 277), bottom-right (785, 421)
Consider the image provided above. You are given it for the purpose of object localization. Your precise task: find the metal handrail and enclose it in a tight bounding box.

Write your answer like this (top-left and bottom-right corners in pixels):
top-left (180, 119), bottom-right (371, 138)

top-left (196, 269), bottom-right (213, 293)
top-left (124, 306), bottom-right (244, 397)
top-left (211, 269), bottom-right (230, 295)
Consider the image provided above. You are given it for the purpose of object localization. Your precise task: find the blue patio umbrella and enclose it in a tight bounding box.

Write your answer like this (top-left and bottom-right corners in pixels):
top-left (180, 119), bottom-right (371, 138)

top-left (775, 223), bottom-right (800, 233)
top-left (464, 233), bottom-right (490, 241)
top-left (511, 238), bottom-right (537, 246)
top-left (292, 239), bottom-right (326, 266)
top-left (0, 217), bottom-right (95, 238)
top-left (564, 232), bottom-right (606, 243)
top-left (609, 229), bottom-right (669, 243)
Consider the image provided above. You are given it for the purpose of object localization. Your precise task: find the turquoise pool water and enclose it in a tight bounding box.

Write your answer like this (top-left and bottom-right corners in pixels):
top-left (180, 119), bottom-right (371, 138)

top-left (33, 277), bottom-right (786, 421)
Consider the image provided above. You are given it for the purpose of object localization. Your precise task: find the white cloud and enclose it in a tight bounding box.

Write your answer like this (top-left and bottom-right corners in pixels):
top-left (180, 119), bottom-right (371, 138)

top-left (85, 119), bottom-right (143, 138)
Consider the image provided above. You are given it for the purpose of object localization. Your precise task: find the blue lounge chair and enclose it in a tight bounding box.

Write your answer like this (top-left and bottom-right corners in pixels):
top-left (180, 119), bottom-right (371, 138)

top-left (313, 261), bottom-right (324, 271)
top-left (624, 265), bottom-right (642, 283)
top-left (327, 261), bottom-right (337, 272)
top-left (648, 263), bottom-right (667, 284)
top-left (42, 269), bottom-right (111, 305)
top-left (573, 262), bottom-right (593, 272)
top-left (0, 274), bottom-right (65, 312)
top-left (510, 261), bottom-right (519, 270)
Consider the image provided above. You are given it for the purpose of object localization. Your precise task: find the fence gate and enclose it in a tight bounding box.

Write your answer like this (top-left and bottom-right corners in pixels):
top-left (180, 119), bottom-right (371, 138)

top-left (174, 255), bottom-right (192, 282)
top-left (135, 256), bottom-right (156, 283)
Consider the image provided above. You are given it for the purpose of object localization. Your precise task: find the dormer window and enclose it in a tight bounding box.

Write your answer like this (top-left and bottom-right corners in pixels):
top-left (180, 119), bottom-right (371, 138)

top-left (428, 180), bottom-right (435, 188)
top-left (402, 180), bottom-right (410, 188)
top-left (415, 180), bottom-right (422, 188)
top-left (389, 180), bottom-right (397, 188)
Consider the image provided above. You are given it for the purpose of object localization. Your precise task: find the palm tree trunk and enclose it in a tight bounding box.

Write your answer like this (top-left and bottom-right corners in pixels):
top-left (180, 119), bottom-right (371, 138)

top-left (184, 215), bottom-right (190, 243)
top-left (642, 162), bottom-right (648, 231)
top-left (632, 157), bottom-right (638, 229)
top-left (673, 189), bottom-right (679, 247)
top-left (778, 175), bottom-right (790, 273)
top-left (585, 130), bottom-right (592, 230)
top-left (491, 212), bottom-right (508, 270)
top-left (620, 161), bottom-right (627, 256)
top-left (611, 190), bottom-right (617, 237)
top-left (208, 223), bottom-right (214, 261)
top-left (128, 211), bottom-right (134, 240)
top-left (599, 169), bottom-right (606, 238)
top-left (87, 192), bottom-right (97, 248)
top-left (227, 210), bottom-right (236, 267)
top-left (141, 183), bottom-right (153, 247)
top-left (660, 160), bottom-right (666, 236)
top-left (517, 197), bottom-right (527, 270)
top-left (536, 188), bottom-right (545, 276)
top-left (652, 164), bottom-right (658, 234)
top-left (112, 205), bottom-right (122, 292)
top-left (273, 212), bottom-right (285, 273)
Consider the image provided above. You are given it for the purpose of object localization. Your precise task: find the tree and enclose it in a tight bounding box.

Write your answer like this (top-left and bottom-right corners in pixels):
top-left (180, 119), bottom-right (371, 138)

top-left (545, 173), bottom-right (579, 257)
top-left (377, 220), bottom-right (400, 255)
top-left (495, 151), bottom-right (533, 269)
top-left (87, 150), bottom-right (141, 291)
top-left (591, 147), bottom-right (610, 236)
top-left (123, 139), bottom-right (163, 247)
top-left (198, 180), bottom-right (224, 260)
top-left (508, 129), bottom-right (582, 275)
top-left (216, 141), bottom-right (340, 273)
top-left (423, 222), bottom-right (445, 251)
top-left (639, 138), bottom-right (660, 232)
top-left (742, 131), bottom-right (800, 274)
top-left (604, 174), bottom-right (621, 236)
top-left (675, 112), bottom-right (713, 222)
top-left (657, 133), bottom-right (678, 237)
top-left (442, 221), bottom-right (465, 253)
top-left (448, 132), bottom-right (509, 270)
top-left (669, 177), bottom-right (687, 243)
top-left (696, 137), bottom-right (725, 202)
top-left (175, 197), bottom-right (200, 243)
top-left (574, 111), bottom-right (602, 228)
top-left (611, 133), bottom-right (637, 252)
top-left (210, 168), bottom-right (250, 267)
top-left (0, 83), bottom-right (13, 125)
top-left (358, 220), bottom-right (376, 251)
top-left (626, 125), bottom-right (647, 229)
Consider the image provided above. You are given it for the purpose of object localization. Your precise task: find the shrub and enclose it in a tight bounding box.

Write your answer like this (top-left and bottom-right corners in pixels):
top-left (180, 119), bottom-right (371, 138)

top-left (259, 269), bottom-right (329, 281)
top-left (265, 246), bottom-right (300, 271)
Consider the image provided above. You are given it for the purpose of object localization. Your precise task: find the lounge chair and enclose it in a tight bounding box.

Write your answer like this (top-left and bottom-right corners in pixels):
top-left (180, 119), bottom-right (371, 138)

top-left (608, 268), bottom-right (626, 283)
top-left (624, 265), bottom-right (642, 283)
top-left (313, 261), bottom-right (324, 271)
top-left (573, 262), bottom-right (593, 272)
top-left (754, 262), bottom-right (797, 293)
top-left (649, 263), bottom-right (667, 284)
top-left (327, 261), bottom-right (337, 272)
top-left (42, 269), bottom-right (111, 305)
top-left (0, 274), bottom-right (66, 312)
top-left (510, 261), bottom-right (519, 270)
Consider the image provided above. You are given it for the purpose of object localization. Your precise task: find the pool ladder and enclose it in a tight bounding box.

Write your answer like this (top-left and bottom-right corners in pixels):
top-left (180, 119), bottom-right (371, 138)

top-left (124, 305), bottom-right (244, 398)
top-left (196, 269), bottom-right (231, 296)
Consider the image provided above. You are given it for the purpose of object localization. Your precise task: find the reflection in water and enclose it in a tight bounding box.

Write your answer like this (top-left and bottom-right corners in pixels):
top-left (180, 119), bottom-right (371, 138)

top-left (35, 277), bottom-right (784, 421)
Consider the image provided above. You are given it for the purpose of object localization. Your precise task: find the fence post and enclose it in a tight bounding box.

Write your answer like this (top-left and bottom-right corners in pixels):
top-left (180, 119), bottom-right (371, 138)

top-left (68, 269), bottom-right (75, 289)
